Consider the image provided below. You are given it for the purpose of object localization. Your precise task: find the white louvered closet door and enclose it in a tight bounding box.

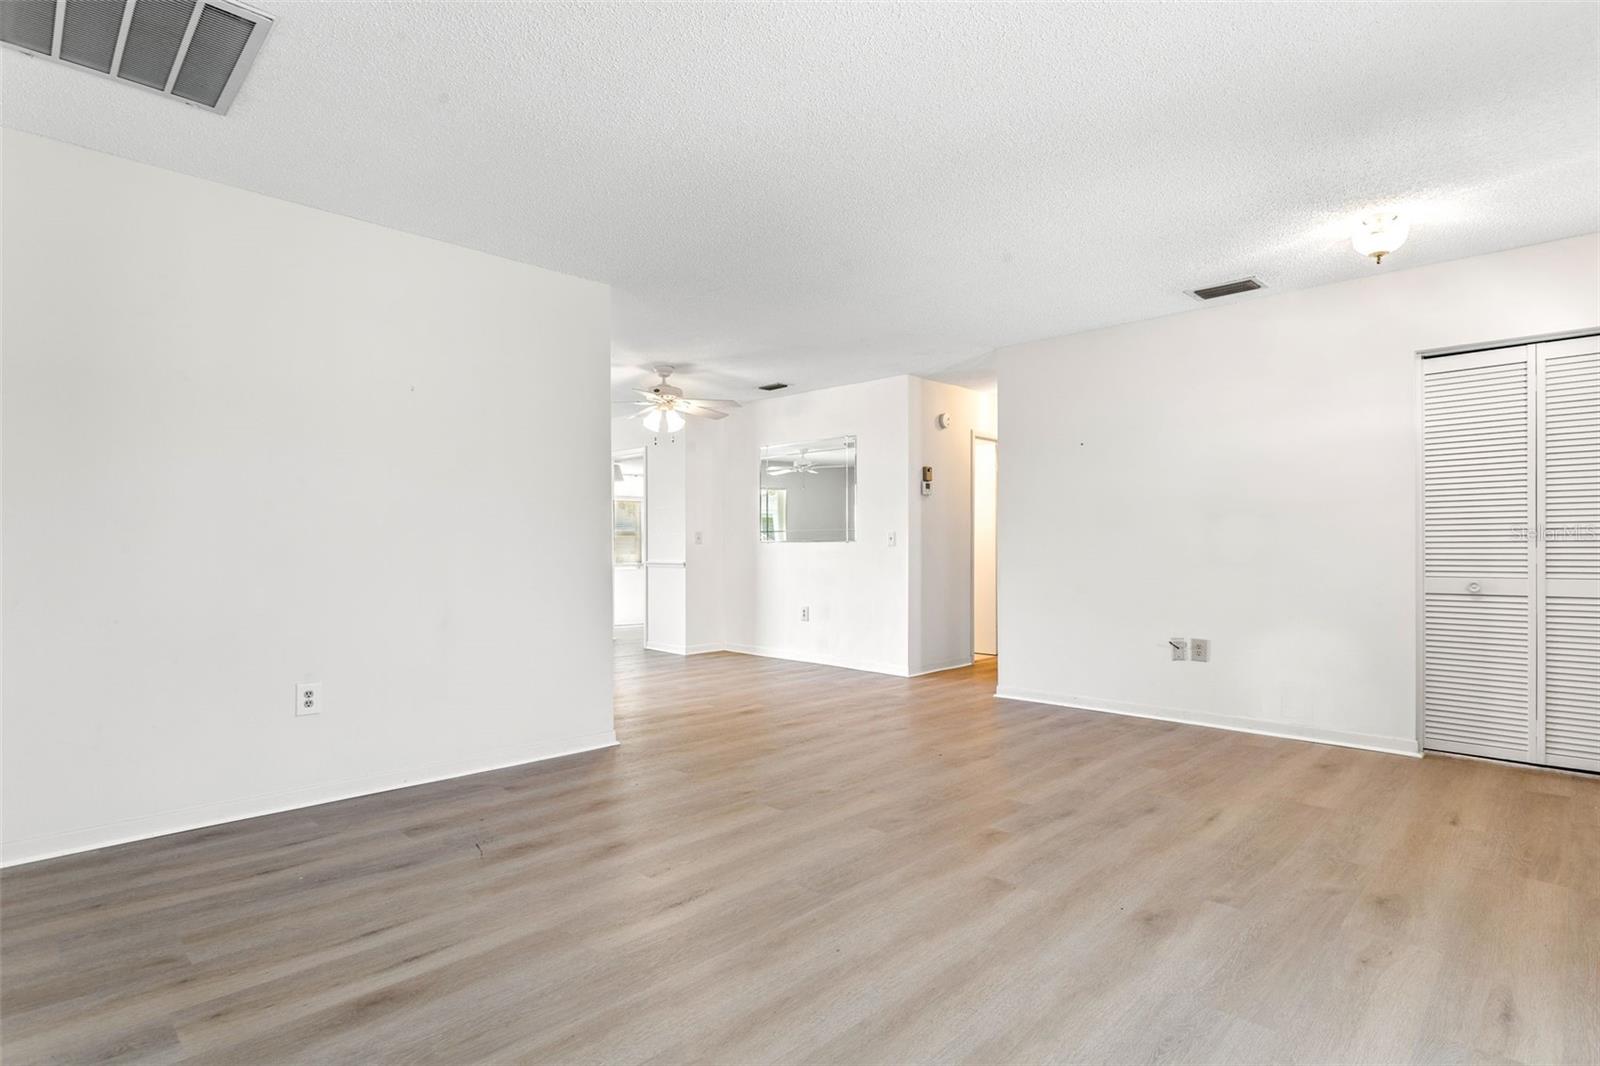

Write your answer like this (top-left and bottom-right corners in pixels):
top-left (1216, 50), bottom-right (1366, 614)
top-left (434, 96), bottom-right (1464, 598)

top-left (1421, 347), bottom-right (1537, 763)
top-left (1538, 335), bottom-right (1600, 771)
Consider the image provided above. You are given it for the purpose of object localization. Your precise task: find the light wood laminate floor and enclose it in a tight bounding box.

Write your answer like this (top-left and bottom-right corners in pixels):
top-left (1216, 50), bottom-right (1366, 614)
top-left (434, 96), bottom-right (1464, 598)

top-left (3, 639), bottom-right (1597, 1064)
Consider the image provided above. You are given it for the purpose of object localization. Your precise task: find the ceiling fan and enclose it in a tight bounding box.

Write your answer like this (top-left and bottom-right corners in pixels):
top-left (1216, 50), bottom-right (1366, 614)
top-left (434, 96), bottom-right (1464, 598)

top-left (617, 365), bottom-right (739, 432)
top-left (766, 450), bottom-right (821, 476)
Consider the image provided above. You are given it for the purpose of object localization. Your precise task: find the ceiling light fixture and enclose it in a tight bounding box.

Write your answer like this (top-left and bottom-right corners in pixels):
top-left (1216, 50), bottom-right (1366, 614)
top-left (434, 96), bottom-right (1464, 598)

top-left (1352, 213), bottom-right (1409, 265)
top-left (643, 407), bottom-right (685, 433)
top-left (620, 366), bottom-right (737, 433)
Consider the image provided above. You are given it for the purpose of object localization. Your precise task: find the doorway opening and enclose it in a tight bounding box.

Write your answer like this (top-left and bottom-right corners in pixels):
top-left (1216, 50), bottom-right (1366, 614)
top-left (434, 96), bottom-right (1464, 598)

top-left (973, 434), bottom-right (998, 661)
top-left (612, 450), bottom-right (646, 646)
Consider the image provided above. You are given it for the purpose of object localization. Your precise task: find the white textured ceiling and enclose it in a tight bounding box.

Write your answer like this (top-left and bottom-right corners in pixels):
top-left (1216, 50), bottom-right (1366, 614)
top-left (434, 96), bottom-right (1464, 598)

top-left (4, 2), bottom-right (1597, 401)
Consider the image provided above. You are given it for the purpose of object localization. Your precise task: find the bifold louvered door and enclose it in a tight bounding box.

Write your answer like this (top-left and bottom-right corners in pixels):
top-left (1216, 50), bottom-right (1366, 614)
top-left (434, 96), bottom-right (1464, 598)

top-left (1421, 336), bottom-right (1600, 770)
top-left (1422, 346), bottom-right (1537, 762)
top-left (1538, 335), bottom-right (1600, 771)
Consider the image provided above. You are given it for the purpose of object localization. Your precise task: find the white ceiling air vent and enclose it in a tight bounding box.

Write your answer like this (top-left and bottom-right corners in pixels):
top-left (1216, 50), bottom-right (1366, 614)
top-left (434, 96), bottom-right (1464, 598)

top-left (1, 0), bottom-right (272, 114)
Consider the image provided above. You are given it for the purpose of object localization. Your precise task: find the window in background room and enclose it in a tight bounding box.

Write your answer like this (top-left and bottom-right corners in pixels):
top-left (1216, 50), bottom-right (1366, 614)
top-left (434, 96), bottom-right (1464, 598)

top-left (760, 488), bottom-right (788, 543)
top-left (613, 498), bottom-right (643, 565)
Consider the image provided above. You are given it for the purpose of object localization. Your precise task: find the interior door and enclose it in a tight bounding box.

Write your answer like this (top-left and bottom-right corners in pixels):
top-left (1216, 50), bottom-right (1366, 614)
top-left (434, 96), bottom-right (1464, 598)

top-left (1537, 335), bottom-right (1600, 771)
top-left (1421, 346), bottom-right (1537, 762)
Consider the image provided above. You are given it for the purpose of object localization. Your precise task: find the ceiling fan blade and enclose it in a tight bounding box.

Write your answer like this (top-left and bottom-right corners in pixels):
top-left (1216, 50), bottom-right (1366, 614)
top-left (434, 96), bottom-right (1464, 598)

top-left (767, 467), bottom-right (793, 476)
top-left (678, 405), bottom-right (728, 420)
top-left (612, 400), bottom-right (653, 408)
top-left (632, 388), bottom-right (663, 401)
top-left (681, 398), bottom-right (741, 409)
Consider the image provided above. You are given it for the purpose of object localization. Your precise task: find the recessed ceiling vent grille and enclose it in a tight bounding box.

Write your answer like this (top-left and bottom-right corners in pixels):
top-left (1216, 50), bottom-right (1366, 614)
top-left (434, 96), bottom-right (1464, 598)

top-left (1187, 277), bottom-right (1264, 301)
top-left (0, 0), bottom-right (272, 114)
top-left (758, 382), bottom-right (789, 391)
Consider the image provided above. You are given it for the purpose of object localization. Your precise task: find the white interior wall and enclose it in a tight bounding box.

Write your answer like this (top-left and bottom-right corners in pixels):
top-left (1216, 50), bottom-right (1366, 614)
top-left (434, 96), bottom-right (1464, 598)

top-left (701, 375), bottom-right (992, 677)
top-left (613, 567), bottom-right (646, 628)
top-left (2, 132), bottom-right (615, 865)
top-left (684, 420), bottom-right (725, 653)
top-left (996, 234), bottom-right (1600, 754)
top-left (641, 428), bottom-right (688, 653)
top-left (716, 377), bottom-right (914, 675)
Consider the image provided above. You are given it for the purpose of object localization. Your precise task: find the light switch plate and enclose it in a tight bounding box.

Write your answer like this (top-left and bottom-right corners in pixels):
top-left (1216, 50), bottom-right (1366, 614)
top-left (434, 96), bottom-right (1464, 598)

top-left (1169, 638), bottom-right (1188, 662)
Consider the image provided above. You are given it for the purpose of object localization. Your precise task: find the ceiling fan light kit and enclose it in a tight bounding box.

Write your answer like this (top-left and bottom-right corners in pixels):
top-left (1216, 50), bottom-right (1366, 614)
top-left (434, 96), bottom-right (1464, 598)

top-left (642, 407), bottom-right (684, 433)
top-left (623, 365), bottom-right (741, 433)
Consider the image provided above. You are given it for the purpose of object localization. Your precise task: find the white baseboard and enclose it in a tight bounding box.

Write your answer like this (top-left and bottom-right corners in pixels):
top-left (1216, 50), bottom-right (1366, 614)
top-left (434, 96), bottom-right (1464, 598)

top-left (0, 730), bottom-right (620, 868)
top-left (723, 642), bottom-right (910, 678)
top-left (642, 641), bottom-right (723, 656)
top-left (993, 688), bottom-right (1420, 758)
top-left (909, 657), bottom-right (975, 677)
top-left (613, 623), bottom-right (643, 635)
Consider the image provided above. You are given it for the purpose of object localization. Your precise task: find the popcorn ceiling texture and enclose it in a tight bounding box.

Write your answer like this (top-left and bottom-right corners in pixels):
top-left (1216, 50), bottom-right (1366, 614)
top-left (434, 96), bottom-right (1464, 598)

top-left (3, 2), bottom-right (1596, 400)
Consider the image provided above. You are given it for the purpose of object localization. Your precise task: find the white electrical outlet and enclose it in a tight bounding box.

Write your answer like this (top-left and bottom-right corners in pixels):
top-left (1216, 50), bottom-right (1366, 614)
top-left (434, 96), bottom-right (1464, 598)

top-left (296, 681), bottom-right (322, 716)
top-left (1191, 638), bottom-right (1210, 662)
top-left (1168, 638), bottom-right (1188, 662)
top-left (694, 531), bottom-right (703, 545)
top-left (801, 606), bottom-right (810, 622)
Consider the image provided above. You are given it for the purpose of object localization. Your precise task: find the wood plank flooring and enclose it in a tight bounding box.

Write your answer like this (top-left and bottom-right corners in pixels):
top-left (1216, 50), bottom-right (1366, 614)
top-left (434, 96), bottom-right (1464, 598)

top-left (3, 639), bottom-right (1597, 1064)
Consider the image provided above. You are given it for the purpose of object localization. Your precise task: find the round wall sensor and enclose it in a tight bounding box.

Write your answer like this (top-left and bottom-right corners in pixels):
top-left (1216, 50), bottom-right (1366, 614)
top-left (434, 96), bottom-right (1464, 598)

top-left (935, 412), bottom-right (951, 429)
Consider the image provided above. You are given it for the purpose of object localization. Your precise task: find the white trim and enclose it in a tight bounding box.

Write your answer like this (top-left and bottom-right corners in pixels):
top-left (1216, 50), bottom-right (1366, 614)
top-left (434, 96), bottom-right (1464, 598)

top-left (910, 657), bottom-right (975, 677)
top-left (1531, 340), bottom-right (1546, 766)
top-left (1412, 348), bottom-right (1427, 756)
top-left (51, 0), bottom-right (67, 58)
top-left (163, 0), bottom-right (207, 92)
top-left (1418, 328), bottom-right (1599, 359)
top-left (642, 640), bottom-right (723, 656)
top-left (107, 0), bottom-right (137, 80)
top-left (0, 731), bottom-right (619, 868)
top-left (994, 688), bottom-right (1420, 758)
top-left (723, 643), bottom-right (910, 678)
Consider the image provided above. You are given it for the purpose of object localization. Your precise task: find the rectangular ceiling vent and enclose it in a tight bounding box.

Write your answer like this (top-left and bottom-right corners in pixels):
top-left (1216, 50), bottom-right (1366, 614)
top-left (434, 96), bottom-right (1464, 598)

top-left (757, 382), bottom-right (789, 391)
top-left (1187, 277), bottom-right (1264, 301)
top-left (1, 0), bottom-right (272, 114)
